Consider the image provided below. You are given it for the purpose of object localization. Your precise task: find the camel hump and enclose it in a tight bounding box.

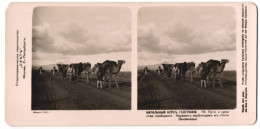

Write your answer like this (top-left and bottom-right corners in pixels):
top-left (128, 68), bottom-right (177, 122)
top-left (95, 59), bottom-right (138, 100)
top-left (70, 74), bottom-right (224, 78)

top-left (188, 62), bottom-right (195, 66)
top-left (83, 62), bottom-right (91, 69)
top-left (102, 60), bottom-right (117, 70)
top-left (103, 60), bottom-right (116, 65)
top-left (207, 59), bottom-right (220, 64)
top-left (206, 59), bottom-right (221, 68)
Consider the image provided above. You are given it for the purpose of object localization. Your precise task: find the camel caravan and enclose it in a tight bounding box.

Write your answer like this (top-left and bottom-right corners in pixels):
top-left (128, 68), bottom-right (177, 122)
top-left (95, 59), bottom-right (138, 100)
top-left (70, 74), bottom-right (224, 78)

top-left (142, 59), bottom-right (229, 88)
top-left (39, 60), bottom-right (126, 89)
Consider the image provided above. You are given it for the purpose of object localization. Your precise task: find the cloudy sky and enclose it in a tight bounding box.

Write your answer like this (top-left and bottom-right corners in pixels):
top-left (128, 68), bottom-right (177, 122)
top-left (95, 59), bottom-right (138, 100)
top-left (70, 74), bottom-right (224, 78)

top-left (138, 6), bottom-right (236, 70)
top-left (32, 7), bottom-right (131, 71)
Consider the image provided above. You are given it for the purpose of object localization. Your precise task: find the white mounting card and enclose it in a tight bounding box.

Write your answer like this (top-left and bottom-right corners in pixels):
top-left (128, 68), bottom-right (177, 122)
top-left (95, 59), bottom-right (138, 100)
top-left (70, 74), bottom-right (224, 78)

top-left (5, 2), bottom-right (257, 126)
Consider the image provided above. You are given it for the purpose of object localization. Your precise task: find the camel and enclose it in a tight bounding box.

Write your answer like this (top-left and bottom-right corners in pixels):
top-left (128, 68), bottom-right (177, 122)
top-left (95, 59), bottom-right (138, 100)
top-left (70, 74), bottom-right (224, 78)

top-left (162, 64), bottom-right (174, 80)
top-left (82, 62), bottom-right (91, 83)
top-left (57, 64), bottom-right (69, 80)
top-left (101, 60), bottom-right (125, 89)
top-left (205, 59), bottom-right (229, 88)
top-left (195, 62), bottom-right (206, 75)
top-left (74, 62), bottom-right (84, 81)
top-left (67, 64), bottom-right (75, 81)
top-left (92, 63), bottom-right (99, 74)
top-left (186, 62), bottom-right (196, 83)
top-left (174, 62), bottom-right (188, 81)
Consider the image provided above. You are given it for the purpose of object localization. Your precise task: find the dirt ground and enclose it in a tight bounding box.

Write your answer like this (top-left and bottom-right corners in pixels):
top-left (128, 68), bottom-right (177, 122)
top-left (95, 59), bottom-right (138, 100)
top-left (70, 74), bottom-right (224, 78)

top-left (32, 70), bottom-right (131, 110)
top-left (138, 71), bottom-right (236, 110)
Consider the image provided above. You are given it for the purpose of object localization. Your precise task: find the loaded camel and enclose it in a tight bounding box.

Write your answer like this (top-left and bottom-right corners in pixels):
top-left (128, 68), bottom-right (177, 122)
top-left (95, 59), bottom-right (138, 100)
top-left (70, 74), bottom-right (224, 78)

top-left (205, 59), bottom-right (229, 88)
top-left (82, 62), bottom-right (91, 83)
top-left (174, 62), bottom-right (188, 81)
top-left (162, 64), bottom-right (174, 80)
top-left (195, 62), bottom-right (206, 77)
top-left (67, 64), bottom-right (75, 81)
top-left (89, 63), bottom-right (99, 78)
top-left (57, 64), bottom-right (69, 80)
top-left (69, 63), bottom-right (83, 81)
top-left (101, 60), bottom-right (125, 89)
top-left (186, 62), bottom-right (196, 83)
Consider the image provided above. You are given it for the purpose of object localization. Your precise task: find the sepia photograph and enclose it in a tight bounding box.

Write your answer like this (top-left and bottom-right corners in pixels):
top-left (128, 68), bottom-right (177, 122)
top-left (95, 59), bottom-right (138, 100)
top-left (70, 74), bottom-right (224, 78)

top-left (138, 6), bottom-right (237, 110)
top-left (5, 3), bottom-right (257, 126)
top-left (32, 6), bottom-right (131, 110)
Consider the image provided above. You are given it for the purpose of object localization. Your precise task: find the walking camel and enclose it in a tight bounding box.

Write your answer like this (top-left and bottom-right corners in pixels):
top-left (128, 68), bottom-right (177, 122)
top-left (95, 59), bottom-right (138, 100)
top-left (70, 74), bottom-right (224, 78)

top-left (206, 59), bottom-right (229, 88)
top-left (186, 62), bottom-right (196, 83)
top-left (102, 60), bottom-right (125, 89)
top-left (82, 62), bottom-right (91, 83)
top-left (195, 62), bottom-right (206, 77)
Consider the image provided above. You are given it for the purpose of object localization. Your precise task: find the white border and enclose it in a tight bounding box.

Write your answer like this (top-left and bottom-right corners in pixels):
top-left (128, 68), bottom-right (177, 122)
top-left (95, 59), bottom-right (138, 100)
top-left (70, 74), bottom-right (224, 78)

top-left (1, 0), bottom-right (259, 128)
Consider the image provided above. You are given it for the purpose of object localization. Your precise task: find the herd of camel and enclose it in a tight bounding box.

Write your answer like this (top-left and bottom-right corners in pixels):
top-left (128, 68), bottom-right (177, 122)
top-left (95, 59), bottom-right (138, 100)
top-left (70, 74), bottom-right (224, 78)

top-left (143, 59), bottom-right (229, 88)
top-left (37, 58), bottom-right (229, 89)
top-left (38, 60), bottom-right (126, 89)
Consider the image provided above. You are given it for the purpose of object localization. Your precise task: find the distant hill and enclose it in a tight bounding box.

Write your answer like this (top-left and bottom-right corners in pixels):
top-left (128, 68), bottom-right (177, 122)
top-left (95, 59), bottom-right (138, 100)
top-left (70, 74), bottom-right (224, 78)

top-left (138, 64), bottom-right (163, 70)
top-left (32, 63), bottom-right (131, 72)
top-left (32, 64), bottom-right (58, 71)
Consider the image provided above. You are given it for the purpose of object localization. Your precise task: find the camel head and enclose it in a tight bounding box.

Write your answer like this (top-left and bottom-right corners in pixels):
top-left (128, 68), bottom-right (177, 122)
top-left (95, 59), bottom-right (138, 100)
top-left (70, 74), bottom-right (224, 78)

top-left (92, 63), bottom-right (99, 72)
top-left (118, 60), bottom-right (125, 65)
top-left (188, 62), bottom-right (195, 68)
top-left (221, 59), bottom-right (229, 64)
top-left (162, 64), bottom-right (173, 70)
top-left (57, 64), bottom-right (62, 68)
top-left (195, 63), bottom-right (202, 71)
top-left (83, 62), bottom-right (91, 70)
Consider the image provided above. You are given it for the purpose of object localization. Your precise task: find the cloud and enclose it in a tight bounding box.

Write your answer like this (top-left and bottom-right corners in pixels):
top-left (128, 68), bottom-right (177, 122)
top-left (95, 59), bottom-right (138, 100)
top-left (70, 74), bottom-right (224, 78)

top-left (32, 24), bottom-right (55, 53)
top-left (32, 7), bottom-right (131, 56)
top-left (59, 23), bottom-right (89, 43)
top-left (138, 6), bottom-right (236, 55)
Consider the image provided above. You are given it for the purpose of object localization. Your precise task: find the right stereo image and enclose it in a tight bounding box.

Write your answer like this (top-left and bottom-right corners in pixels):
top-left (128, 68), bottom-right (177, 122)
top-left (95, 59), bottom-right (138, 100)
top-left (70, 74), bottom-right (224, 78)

top-left (137, 6), bottom-right (237, 110)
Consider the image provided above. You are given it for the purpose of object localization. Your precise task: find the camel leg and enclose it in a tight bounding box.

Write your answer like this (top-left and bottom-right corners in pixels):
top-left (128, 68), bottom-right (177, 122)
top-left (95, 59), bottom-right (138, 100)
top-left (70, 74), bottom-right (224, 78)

top-left (88, 72), bottom-right (91, 82)
top-left (212, 74), bottom-right (216, 88)
top-left (200, 80), bottom-right (203, 88)
top-left (115, 74), bottom-right (120, 89)
top-left (109, 75), bottom-right (112, 89)
top-left (86, 73), bottom-right (89, 83)
top-left (218, 75), bottom-right (223, 88)
top-left (190, 73), bottom-right (193, 83)
top-left (207, 74), bottom-right (211, 86)
top-left (97, 81), bottom-right (99, 89)
top-left (103, 76), bottom-right (106, 86)
top-left (100, 80), bottom-right (103, 90)
top-left (204, 80), bottom-right (207, 88)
